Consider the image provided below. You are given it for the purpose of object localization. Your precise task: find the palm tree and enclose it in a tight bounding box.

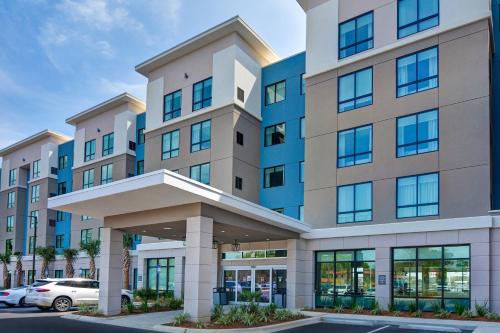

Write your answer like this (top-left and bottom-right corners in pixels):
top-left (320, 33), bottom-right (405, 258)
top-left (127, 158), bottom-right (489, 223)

top-left (80, 240), bottom-right (100, 280)
top-left (62, 248), bottom-right (79, 278)
top-left (122, 233), bottom-right (133, 289)
top-left (35, 246), bottom-right (55, 279)
top-left (14, 252), bottom-right (23, 286)
top-left (0, 252), bottom-right (11, 288)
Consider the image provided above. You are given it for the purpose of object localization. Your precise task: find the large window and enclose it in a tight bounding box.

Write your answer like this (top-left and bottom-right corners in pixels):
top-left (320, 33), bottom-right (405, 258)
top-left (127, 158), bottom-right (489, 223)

top-left (393, 245), bottom-right (470, 311)
top-left (300, 117), bottom-right (305, 139)
top-left (31, 185), bottom-right (40, 203)
top-left (7, 192), bottom-right (15, 208)
top-left (84, 139), bottom-right (96, 162)
top-left (337, 182), bottom-right (372, 223)
top-left (137, 160), bottom-right (144, 175)
top-left (101, 164), bottom-right (113, 185)
top-left (6, 216), bottom-right (14, 232)
top-left (5, 239), bottom-right (13, 254)
top-left (265, 80), bottom-right (286, 105)
top-left (299, 161), bottom-right (304, 183)
top-left (57, 182), bottom-right (67, 195)
top-left (147, 258), bottom-right (175, 294)
top-left (162, 130), bottom-right (180, 160)
top-left (190, 163), bottom-right (210, 185)
top-left (80, 229), bottom-right (92, 245)
top-left (83, 169), bottom-right (95, 189)
top-left (32, 160), bottom-right (41, 178)
top-left (265, 123), bottom-right (285, 147)
top-left (56, 210), bottom-right (65, 222)
top-left (29, 210), bottom-right (38, 228)
top-left (102, 133), bottom-right (114, 156)
top-left (338, 68), bottom-right (373, 113)
top-left (338, 125), bottom-right (372, 168)
top-left (191, 120), bottom-right (211, 152)
top-left (397, 47), bottom-right (438, 97)
top-left (164, 90), bottom-right (182, 121)
top-left (58, 155), bottom-right (68, 170)
top-left (397, 173), bottom-right (439, 218)
top-left (398, 0), bottom-right (439, 39)
top-left (264, 165), bottom-right (284, 188)
top-left (8, 169), bottom-right (16, 186)
top-left (55, 235), bottom-right (64, 249)
top-left (137, 128), bottom-right (145, 145)
top-left (316, 249), bottom-right (376, 308)
top-left (300, 73), bottom-right (306, 95)
top-left (192, 77), bottom-right (212, 111)
top-left (339, 11), bottom-right (373, 59)
top-left (397, 110), bottom-right (438, 157)
top-left (28, 236), bottom-right (35, 254)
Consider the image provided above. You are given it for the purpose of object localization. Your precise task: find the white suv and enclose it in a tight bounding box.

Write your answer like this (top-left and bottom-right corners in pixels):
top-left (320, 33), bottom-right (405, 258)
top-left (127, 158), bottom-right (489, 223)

top-left (25, 278), bottom-right (133, 312)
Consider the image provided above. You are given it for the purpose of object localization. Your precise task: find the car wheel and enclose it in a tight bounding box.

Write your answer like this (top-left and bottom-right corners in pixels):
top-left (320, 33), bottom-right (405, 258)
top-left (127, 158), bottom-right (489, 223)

top-left (121, 295), bottom-right (130, 306)
top-left (53, 297), bottom-right (72, 312)
top-left (18, 297), bottom-right (25, 307)
top-left (37, 306), bottom-right (51, 311)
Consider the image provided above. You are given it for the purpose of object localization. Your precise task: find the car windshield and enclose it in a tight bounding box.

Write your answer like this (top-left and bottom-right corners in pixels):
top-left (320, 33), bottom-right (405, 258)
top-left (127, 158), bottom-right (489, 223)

top-left (32, 280), bottom-right (50, 287)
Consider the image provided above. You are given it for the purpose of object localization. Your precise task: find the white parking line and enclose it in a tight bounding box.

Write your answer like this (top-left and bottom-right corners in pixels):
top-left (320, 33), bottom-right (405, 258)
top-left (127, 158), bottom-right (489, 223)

top-left (367, 325), bottom-right (391, 333)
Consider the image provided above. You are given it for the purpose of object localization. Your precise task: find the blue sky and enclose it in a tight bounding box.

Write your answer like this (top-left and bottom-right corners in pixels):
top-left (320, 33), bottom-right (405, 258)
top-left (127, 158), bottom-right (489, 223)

top-left (0, 0), bottom-right (305, 150)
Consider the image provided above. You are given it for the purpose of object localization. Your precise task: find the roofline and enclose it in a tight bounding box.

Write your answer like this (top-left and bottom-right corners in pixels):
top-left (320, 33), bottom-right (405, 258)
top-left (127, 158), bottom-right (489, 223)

top-left (0, 129), bottom-right (72, 156)
top-left (65, 92), bottom-right (146, 126)
top-left (135, 16), bottom-right (280, 76)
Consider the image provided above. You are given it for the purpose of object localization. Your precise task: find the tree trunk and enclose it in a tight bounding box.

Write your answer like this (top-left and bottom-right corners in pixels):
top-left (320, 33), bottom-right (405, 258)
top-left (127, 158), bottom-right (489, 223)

top-left (2, 263), bottom-right (8, 288)
top-left (41, 259), bottom-right (48, 279)
top-left (122, 248), bottom-right (130, 289)
top-left (65, 260), bottom-right (74, 278)
top-left (16, 260), bottom-right (23, 286)
top-left (89, 256), bottom-right (96, 280)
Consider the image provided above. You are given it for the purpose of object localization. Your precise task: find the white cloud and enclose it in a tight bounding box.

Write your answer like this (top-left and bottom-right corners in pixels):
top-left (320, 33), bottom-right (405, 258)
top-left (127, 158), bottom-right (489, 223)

top-left (99, 78), bottom-right (146, 100)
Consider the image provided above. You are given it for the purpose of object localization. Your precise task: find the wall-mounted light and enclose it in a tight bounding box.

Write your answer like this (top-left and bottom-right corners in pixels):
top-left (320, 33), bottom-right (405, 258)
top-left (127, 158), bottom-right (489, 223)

top-left (184, 73), bottom-right (189, 79)
top-left (97, 128), bottom-right (101, 133)
top-left (212, 239), bottom-right (218, 250)
top-left (231, 239), bottom-right (240, 251)
top-left (22, 158), bottom-right (26, 162)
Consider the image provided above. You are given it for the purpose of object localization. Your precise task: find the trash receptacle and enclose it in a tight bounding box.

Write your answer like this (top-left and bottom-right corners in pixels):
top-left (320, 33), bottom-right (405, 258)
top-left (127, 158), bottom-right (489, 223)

top-left (213, 287), bottom-right (229, 305)
top-left (273, 288), bottom-right (286, 308)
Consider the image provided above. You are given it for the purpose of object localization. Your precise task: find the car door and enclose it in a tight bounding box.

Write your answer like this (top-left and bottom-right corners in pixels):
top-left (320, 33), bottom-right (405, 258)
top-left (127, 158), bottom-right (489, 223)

top-left (72, 281), bottom-right (95, 305)
top-left (88, 281), bottom-right (99, 305)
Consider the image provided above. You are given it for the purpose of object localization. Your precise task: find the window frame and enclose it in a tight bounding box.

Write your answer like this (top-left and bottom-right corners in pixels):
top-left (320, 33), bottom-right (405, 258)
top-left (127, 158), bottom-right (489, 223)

top-left (299, 161), bottom-right (304, 183)
top-left (7, 191), bottom-right (15, 208)
top-left (82, 169), bottom-right (95, 189)
top-left (32, 160), bottom-right (41, 178)
top-left (100, 163), bottom-right (113, 185)
top-left (29, 210), bottom-right (39, 228)
top-left (396, 172), bottom-right (440, 219)
top-left (191, 120), bottom-right (211, 153)
top-left (396, 109), bottom-right (439, 158)
top-left (337, 124), bottom-right (373, 168)
top-left (31, 184), bottom-right (40, 203)
top-left (190, 163), bottom-right (210, 185)
top-left (300, 117), bottom-right (305, 139)
top-left (163, 89), bottom-right (182, 121)
top-left (8, 169), bottom-right (16, 186)
top-left (337, 67), bottom-right (373, 113)
top-left (55, 234), bottom-right (64, 249)
top-left (337, 182), bottom-right (373, 224)
top-left (300, 73), bottom-right (306, 95)
top-left (58, 155), bottom-right (68, 169)
top-left (102, 132), bottom-right (114, 157)
top-left (6, 216), bottom-right (14, 232)
top-left (263, 165), bottom-right (285, 188)
top-left (265, 80), bottom-right (286, 105)
top-left (162, 129), bottom-right (180, 160)
top-left (192, 77), bottom-right (213, 111)
top-left (84, 139), bottom-right (96, 162)
top-left (396, 46), bottom-right (439, 98)
top-left (264, 122), bottom-right (286, 147)
top-left (80, 229), bottom-right (92, 245)
top-left (338, 11), bottom-right (374, 60)
top-left (57, 181), bottom-right (67, 195)
top-left (397, 0), bottom-right (440, 39)
top-left (136, 160), bottom-right (144, 175)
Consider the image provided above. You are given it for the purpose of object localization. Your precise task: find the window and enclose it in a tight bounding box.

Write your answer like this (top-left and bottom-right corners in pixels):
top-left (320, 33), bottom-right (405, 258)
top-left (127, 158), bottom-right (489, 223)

top-left (236, 131), bottom-right (244, 146)
top-left (55, 270), bottom-right (64, 278)
top-left (56, 235), bottom-right (64, 249)
top-left (398, 0), bottom-right (439, 39)
top-left (57, 182), bottom-right (67, 195)
top-left (134, 234), bottom-right (142, 242)
top-left (7, 192), bottom-right (15, 208)
top-left (397, 47), bottom-right (438, 97)
top-left (337, 182), bottom-right (372, 223)
top-left (299, 205), bottom-right (304, 221)
top-left (32, 160), bottom-right (41, 178)
top-left (190, 163), bottom-right (210, 185)
top-left (265, 80), bottom-right (286, 105)
top-left (299, 161), bottom-right (304, 183)
top-left (338, 67), bottom-right (373, 112)
top-left (80, 229), bottom-right (92, 245)
top-left (191, 120), bottom-right (211, 152)
top-left (8, 169), bottom-right (16, 186)
top-left (138, 128), bottom-right (145, 145)
top-left (56, 211), bottom-right (65, 222)
top-left (27, 270), bottom-right (36, 284)
top-left (300, 73), bottom-right (306, 95)
top-left (31, 184), bottom-right (40, 203)
top-left (84, 139), bottom-right (96, 162)
top-left (392, 245), bottom-right (470, 311)
top-left (164, 90), bottom-right (182, 121)
top-left (146, 258), bottom-right (175, 293)
top-left (162, 129), bottom-right (180, 159)
top-left (101, 164), bottom-right (113, 184)
top-left (397, 173), bottom-right (439, 218)
top-left (265, 123), bottom-right (286, 146)
top-left (102, 133), bottom-right (114, 156)
top-left (315, 250), bottom-right (376, 308)
top-left (6, 216), bottom-right (14, 232)
top-left (28, 236), bottom-right (35, 254)
top-left (235, 176), bottom-right (243, 190)
top-left (83, 169), bottom-right (95, 189)
top-left (192, 77), bottom-right (212, 111)
top-left (81, 215), bottom-right (92, 221)
top-left (237, 87), bottom-right (245, 102)
top-left (58, 155), bottom-right (68, 169)
top-left (300, 117), bottom-right (305, 139)
top-left (272, 208), bottom-right (284, 214)
top-left (338, 125), bottom-right (372, 168)
top-left (397, 110), bottom-right (438, 157)
top-left (137, 160), bottom-right (144, 175)
top-left (30, 211), bottom-right (39, 228)
top-left (5, 239), bottom-right (13, 254)
top-left (339, 11), bottom-right (373, 59)
top-left (264, 165), bottom-right (284, 188)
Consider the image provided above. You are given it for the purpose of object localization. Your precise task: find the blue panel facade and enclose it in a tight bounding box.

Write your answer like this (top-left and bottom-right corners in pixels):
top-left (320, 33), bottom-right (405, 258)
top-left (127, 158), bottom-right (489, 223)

top-left (55, 140), bottom-right (74, 253)
top-left (493, 0), bottom-right (500, 209)
top-left (260, 52), bottom-right (305, 219)
top-left (135, 112), bottom-right (145, 175)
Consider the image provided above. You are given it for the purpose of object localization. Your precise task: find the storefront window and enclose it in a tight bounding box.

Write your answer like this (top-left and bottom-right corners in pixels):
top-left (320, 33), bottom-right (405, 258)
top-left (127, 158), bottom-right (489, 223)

top-left (147, 258), bottom-right (175, 295)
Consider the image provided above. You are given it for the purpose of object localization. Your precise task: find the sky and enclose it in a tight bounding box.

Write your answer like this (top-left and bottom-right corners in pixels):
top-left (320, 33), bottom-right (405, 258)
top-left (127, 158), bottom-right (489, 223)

top-left (0, 0), bottom-right (306, 153)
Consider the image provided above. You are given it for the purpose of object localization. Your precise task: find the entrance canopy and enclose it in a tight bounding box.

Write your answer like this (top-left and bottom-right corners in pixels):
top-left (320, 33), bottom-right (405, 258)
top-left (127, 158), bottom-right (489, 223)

top-left (48, 169), bottom-right (310, 242)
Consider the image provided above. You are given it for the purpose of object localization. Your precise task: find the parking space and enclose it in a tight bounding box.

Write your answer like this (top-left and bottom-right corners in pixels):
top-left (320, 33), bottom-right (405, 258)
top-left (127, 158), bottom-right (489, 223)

top-left (278, 323), bottom-right (472, 333)
top-left (0, 303), bottom-right (70, 319)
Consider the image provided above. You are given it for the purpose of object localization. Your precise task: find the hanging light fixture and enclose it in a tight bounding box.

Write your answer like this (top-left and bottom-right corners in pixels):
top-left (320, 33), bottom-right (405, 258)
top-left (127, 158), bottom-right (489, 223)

top-left (231, 239), bottom-right (240, 251)
top-left (212, 239), bottom-right (218, 250)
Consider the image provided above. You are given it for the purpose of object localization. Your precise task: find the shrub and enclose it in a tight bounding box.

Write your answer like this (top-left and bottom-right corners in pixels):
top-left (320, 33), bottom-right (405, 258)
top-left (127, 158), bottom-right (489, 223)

top-left (454, 303), bottom-right (467, 316)
top-left (194, 321), bottom-right (207, 329)
top-left (412, 310), bottom-right (423, 318)
top-left (134, 288), bottom-right (157, 302)
top-left (352, 304), bottom-right (364, 314)
top-left (267, 303), bottom-right (278, 315)
top-left (215, 314), bottom-right (232, 325)
top-left (171, 313), bottom-right (190, 326)
top-left (140, 299), bottom-right (149, 313)
top-left (241, 312), bottom-right (259, 327)
top-left (408, 302), bottom-right (418, 314)
top-left (258, 310), bottom-right (272, 323)
top-left (78, 303), bottom-right (92, 314)
top-left (393, 310), bottom-right (401, 317)
top-left (334, 304), bottom-right (344, 313)
top-left (239, 290), bottom-right (262, 303)
top-left (485, 312), bottom-right (500, 320)
top-left (168, 298), bottom-right (183, 310)
top-left (227, 306), bottom-right (241, 323)
top-left (124, 301), bottom-right (135, 314)
top-left (211, 304), bottom-right (224, 321)
top-left (475, 301), bottom-right (489, 317)
top-left (461, 310), bottom-right (474, 319)
top-left (388, 303), bottom-right (397, 313)
top-left (431, 302), bottom-right (442, 314)
top-left (248, 301), bottom-right (259, 314)
top-left (435, 309), bottom-right (451, 319)
top-left (274, 309), bottom-right (293, 321)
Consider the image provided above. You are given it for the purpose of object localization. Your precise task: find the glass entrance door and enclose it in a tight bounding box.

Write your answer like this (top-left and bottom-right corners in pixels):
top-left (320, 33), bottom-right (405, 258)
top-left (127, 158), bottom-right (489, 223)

top-left (237, 270), bottom-right (252, 302)
top-left (255, 270), bottom-right (271, 302)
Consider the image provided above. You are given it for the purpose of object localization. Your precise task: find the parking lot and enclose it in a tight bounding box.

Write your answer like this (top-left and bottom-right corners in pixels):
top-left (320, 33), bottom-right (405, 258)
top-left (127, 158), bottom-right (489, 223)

top-left (280, 322), bottom-right (472, 333)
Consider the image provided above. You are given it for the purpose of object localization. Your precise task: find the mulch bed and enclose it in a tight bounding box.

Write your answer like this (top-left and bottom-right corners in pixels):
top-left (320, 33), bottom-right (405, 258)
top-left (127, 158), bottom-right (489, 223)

top-left (165, 316), bottom-right (307, 329)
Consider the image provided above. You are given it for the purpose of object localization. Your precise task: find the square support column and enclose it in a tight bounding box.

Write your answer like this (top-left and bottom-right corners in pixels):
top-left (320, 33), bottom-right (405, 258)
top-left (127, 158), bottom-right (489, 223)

top-left (287, 239), bottom-right (313, 309)
top-left (98, 228), bottom-right (123, 316)
top-left (375, 247), bottom-right (391, 309)
top-left (184, 216), bottom-right (213, 322)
